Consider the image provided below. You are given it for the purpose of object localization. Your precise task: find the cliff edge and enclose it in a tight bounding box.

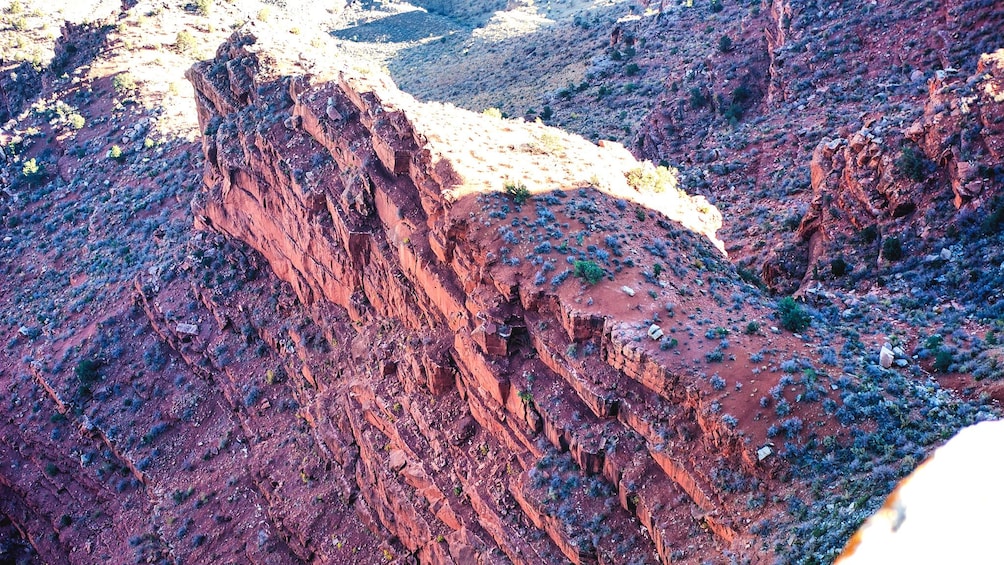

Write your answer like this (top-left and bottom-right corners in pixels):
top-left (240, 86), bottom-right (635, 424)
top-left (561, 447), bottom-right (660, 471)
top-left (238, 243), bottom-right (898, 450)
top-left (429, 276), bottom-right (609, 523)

top-left (187, 29), bottom-right (801, 563)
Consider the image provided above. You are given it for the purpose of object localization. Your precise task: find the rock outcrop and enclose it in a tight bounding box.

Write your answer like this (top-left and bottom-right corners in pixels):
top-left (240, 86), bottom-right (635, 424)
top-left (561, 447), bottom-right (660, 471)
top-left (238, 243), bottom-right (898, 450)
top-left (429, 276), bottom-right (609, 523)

top-left (186, 30), bottom-right (794, 563)
top-left (796, 50), bottom-right (1004, 288)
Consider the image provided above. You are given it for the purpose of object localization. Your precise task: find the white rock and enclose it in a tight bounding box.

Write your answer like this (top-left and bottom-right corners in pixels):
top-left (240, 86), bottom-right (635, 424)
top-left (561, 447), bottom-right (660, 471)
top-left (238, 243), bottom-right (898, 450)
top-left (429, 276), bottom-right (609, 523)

top-left (176, 322), bottom-right (199, 335)
top-left (647, 324), bottom-right (664, 340)
top-left (621, 286), bottom-right (635, 297)
top-left (879, 345), bottom-right (895, 368)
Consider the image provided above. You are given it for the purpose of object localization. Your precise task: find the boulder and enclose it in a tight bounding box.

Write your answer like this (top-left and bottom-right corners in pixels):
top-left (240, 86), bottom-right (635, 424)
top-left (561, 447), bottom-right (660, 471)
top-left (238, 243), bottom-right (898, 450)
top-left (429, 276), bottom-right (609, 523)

top-left (879, 345), bottom-right (895, 369)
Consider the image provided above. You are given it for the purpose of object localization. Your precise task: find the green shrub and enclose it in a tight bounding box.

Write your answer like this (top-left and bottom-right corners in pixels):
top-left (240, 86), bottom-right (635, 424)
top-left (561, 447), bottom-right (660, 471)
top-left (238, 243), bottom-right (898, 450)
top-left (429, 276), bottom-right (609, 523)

top-left (718, 35), bottom-right (732, 52)
top-left (195, 0), bottom-right (211, 16)
top-left (75, 358), bottom-right (102, 384)
top-left (482, 107), bottom-right (502, 119)
top-left (933, 348), bottom-right (952, 373)
top-left (709, 0), bottom-right (723, 13)
top-left (108, 145), bottom-right (124, 161)
top-left (21, 157), bottom-right (44, 184)
top-left (689, 87), bottom-right (708, 109)
top-left (722, 102), bottom-right (743, 124)
top-left (881, 236), bottom-right (903, 261)
top-left (112, 73), bottom-right (137, 97)
top-left (981, 196), bottom-right (1004, 234)
top-left (777, 297), bottom-right (810, 332)
top-left (895, 146), bottom-right (930, 182)
top-left (625, 63), bottom-right (640, 76)
top-left (625, 164), bottom-right (678, 193)
top-left (830, 256), bottom-right (848, 276)
top-left (68, 113), bottom-right (85, 129)
top-left (175, 30), bottom-right (197, 53)
top-left (732, 86), bottom-right (751, 104)
top-left (573, 260), bottom-right (604, 285)
top-left (503, 180), bottom-right (530, 204)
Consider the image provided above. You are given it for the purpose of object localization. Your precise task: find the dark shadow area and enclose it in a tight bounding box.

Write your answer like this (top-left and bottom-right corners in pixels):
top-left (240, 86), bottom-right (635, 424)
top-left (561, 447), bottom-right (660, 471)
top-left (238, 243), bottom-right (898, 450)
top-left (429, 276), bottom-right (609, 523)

top-left (0, 19), bottom-right (114, 124)
top-left (51, 19), bottom-right (115, 76)
top-left (330, 9), bottom-right (462, 43)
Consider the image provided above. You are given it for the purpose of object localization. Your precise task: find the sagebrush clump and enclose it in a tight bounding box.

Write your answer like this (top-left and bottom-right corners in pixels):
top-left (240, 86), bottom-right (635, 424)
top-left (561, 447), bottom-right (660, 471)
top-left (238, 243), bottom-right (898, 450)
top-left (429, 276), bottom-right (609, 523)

top-left (777, 297), bottom-right (811, 332)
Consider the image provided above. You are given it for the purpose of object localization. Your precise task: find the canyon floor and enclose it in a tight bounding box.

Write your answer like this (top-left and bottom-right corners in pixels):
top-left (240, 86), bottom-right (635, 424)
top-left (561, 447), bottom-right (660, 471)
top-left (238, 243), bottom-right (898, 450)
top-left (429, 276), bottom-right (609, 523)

top-left (1, 1), bottom-right (1003, 564)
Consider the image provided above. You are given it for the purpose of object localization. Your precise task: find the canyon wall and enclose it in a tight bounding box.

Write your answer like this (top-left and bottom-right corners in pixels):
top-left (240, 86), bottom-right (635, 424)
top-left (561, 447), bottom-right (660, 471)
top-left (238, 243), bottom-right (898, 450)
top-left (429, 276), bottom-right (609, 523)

top-left (186, 30), bottom-right (789, 563)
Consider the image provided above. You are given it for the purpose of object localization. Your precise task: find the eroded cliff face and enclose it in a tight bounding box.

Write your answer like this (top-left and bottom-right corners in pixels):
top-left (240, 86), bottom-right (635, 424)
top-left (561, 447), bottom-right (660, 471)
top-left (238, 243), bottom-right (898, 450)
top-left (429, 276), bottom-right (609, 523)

top-left (186, 30), bottom-right (807, 564)
top-left (632, 0), bottom-right (1004, 295)
top-left (797, 49), bottom-right (1004, 283)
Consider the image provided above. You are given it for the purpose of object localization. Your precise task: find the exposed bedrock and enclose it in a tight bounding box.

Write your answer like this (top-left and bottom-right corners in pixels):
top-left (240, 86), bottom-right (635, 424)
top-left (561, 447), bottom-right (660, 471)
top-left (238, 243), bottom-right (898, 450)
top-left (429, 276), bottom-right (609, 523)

top-left (188, 30), bottom-right (791, 564)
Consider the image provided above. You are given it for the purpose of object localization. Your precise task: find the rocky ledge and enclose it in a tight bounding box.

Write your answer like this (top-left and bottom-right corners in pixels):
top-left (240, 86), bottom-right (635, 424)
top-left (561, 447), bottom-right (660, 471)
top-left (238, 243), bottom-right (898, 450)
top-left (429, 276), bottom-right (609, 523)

top-left (186, 29), bottom-right (811, 564)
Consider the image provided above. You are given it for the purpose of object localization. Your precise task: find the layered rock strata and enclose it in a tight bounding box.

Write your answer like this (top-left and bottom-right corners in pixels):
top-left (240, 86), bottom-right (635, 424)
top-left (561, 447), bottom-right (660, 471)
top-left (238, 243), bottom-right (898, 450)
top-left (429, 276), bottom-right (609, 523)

top-left (188, 30), bottom-right (783, 563)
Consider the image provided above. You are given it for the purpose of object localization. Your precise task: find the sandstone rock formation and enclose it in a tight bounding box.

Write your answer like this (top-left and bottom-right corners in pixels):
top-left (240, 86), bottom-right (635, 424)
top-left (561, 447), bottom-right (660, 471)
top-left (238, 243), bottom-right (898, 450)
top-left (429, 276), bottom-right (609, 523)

top-left (185, 29), bottom-right (803, 563)
top-left (795, 50), bottom-right (1004, 290)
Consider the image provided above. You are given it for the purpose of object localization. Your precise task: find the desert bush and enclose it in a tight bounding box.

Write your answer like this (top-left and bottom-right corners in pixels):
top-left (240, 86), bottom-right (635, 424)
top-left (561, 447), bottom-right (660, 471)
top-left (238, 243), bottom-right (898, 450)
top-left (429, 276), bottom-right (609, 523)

top-left (895, 146), bottom-right (930, 182)
top-left (933, 348), bottom-right (953, 372)
top-left (21, 158), bottom-right (44, 184)
top-left (112, 73), bottom-right (137, 97)
top-left (689, 87), bottom-right (708, 109)
top-left (718, 35), bottom-right (732, 52)
top-left (195, 0), bottom-right (211, 16)
top-left (830, 256), bottom-right (848, 276)
top-left (75, 358), bottom-right (101, 384)
top-left (175, 30), bottom-right (196, 53)
top-left (981, 196), bottom-right (1004, 234)
top-left (777, 297), bottom-right (811, 332)
top-left (504, 180), bottom-right (530, 204)
top-left (625, 164), bottom-right (678, 193)
top-left (573, 260), bottom-right (604, 284)
top-left (881, 236), bottom-right (903, 261)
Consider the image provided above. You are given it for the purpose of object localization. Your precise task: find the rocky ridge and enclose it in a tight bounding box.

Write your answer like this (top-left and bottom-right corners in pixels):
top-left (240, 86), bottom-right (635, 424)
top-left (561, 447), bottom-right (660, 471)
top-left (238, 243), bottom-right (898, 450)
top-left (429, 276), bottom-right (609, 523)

top-left (186, 29), bottom-right (809, 563)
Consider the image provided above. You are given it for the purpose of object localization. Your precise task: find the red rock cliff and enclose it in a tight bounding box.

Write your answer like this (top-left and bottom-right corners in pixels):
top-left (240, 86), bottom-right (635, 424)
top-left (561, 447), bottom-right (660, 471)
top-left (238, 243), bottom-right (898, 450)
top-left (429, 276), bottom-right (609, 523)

top-left (187, 30), bottom-right (800, 564)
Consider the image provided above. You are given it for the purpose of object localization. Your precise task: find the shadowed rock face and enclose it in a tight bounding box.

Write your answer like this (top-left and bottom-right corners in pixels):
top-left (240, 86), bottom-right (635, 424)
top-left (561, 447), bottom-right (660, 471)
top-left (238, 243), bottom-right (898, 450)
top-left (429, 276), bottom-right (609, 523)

top-left (411, 0), bottom-right (507, 19)
top-left (795, 50), bottom-right (1004, 289)
top-left (187, 30), bottom-right (801, 564)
